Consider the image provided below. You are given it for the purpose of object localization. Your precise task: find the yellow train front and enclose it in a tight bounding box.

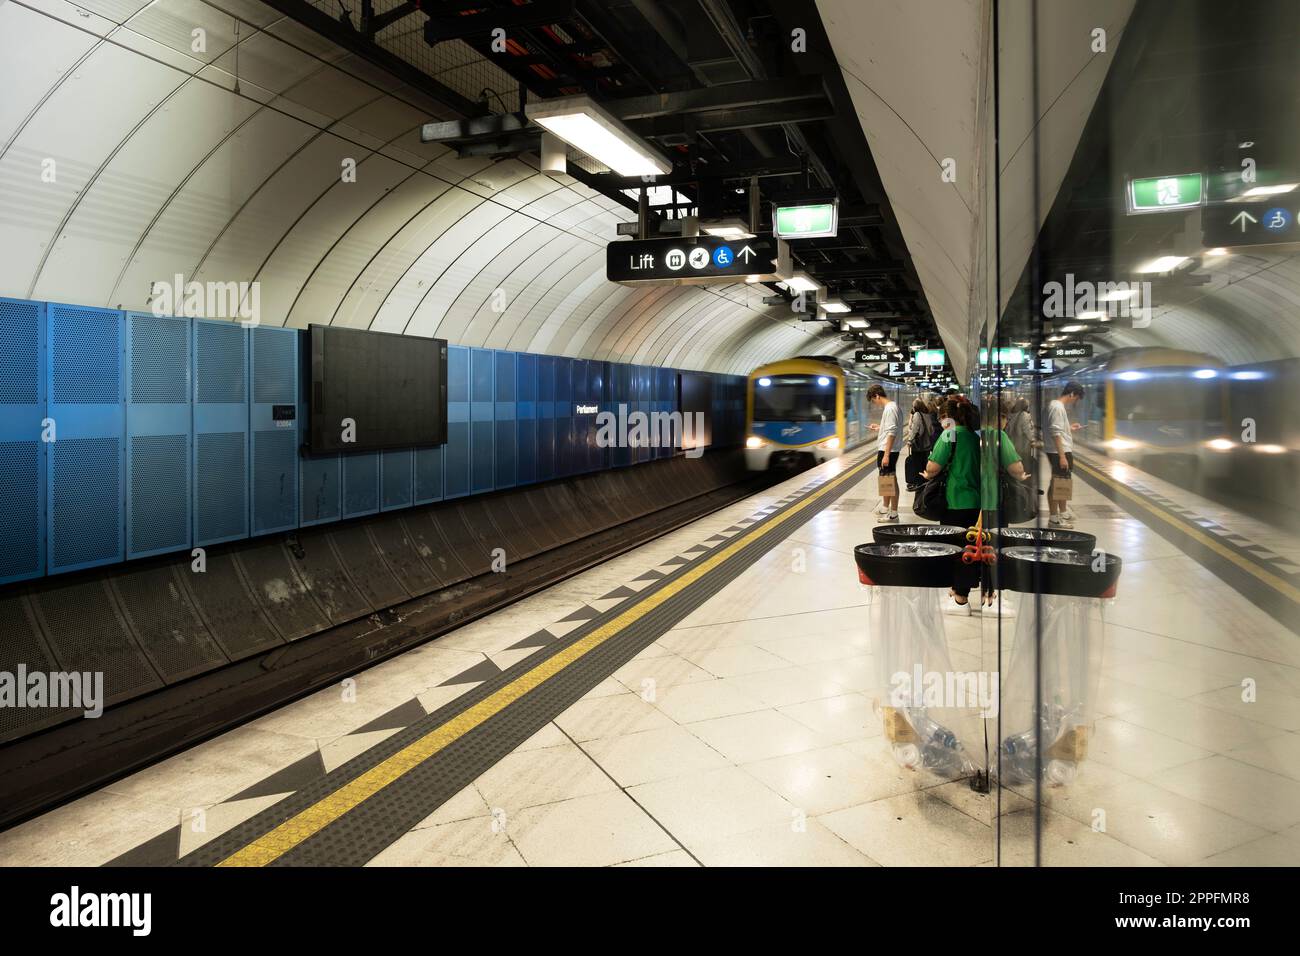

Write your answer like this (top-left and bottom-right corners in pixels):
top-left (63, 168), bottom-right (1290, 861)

top-left (744, 357), bottom-right (880, 470)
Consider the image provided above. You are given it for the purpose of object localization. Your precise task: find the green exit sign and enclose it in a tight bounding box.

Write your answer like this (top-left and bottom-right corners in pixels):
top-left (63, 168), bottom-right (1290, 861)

top-left (773, 201), bottom-right (838, 238)
top-left (1128, 173), bottom-right (1203, 213)
top-left (913, 348), bottom-right (946, 366)
top-left (979, 347), bottom-right (1025, 365)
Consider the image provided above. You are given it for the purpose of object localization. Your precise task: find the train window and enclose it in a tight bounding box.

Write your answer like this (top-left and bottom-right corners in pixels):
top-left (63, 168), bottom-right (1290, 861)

top-left (752, 375), bottom-right (836, 422)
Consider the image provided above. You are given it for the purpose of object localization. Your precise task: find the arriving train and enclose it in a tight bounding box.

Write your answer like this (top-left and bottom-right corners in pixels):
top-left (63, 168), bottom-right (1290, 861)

top-left (744, 356), bottom-right (902, 469)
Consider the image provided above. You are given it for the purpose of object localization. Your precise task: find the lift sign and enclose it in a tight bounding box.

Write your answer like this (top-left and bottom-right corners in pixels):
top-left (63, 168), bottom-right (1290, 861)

top-left (606, 236), bottom-right (777, 284)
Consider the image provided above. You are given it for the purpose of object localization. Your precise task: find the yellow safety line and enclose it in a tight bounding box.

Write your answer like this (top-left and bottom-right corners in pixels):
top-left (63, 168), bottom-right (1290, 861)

top-left (1074, 457), bottom-right (1300, 605)
top-left (217, 453), bottom-right (877, 866)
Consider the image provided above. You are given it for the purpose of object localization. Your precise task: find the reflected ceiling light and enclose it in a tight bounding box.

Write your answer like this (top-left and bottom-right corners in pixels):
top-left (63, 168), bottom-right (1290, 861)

top-left (1238, 183), bottom-right (1298, 199)
top-left (1098, 289), bottom-right (1138, 303)
top-left (525, 95), bottom-right (672, 177)
top-left (1206, 438), bottom-right (1235, 452)
top-left (701, 217), bottom-right (756, 240)
top-left (1061, 324), bottom-right (1087, 333)
top-left (1230, 370), bottom-right (1265, 380)
top-left (1192, 368), bottom-right (1219, 379)
top-left (1256, 444), bottom-right (1287, 454)
top-left (1076, 310), bottom-right (1107, 320)
top-left (1204, 247), bottom-right (1229, 257)
top-left (1135, 255), bottom-right (1188, 273)
top-left (819, 299), bottom-right (851, 313)
top-left (1115, 370), bottom-right (1147, 381)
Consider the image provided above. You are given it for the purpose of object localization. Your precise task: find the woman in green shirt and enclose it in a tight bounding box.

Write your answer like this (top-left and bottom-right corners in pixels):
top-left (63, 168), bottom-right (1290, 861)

top-left (922, 399), bottom-right (1029, 612)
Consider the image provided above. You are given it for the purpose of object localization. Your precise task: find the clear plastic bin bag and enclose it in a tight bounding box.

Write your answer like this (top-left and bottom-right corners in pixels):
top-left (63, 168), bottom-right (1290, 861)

top-left (996, 592), bottom-right (1107, 789)
top-left (864, 584), bottom-right (984, 781)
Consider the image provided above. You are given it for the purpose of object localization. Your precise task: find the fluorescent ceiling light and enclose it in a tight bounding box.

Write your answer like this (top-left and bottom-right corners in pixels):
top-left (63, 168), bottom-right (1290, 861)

top-left (1192, 368), bottom-right (1218, 379)
top-left (845, 317), bottom-right (868, 329)
top-left (1075, 310), bottom-right (1106, 320)
top-left (819, 299), bottom-right (851, 313)
top-left (701, 217), bottom-right (756, 240)
top-left (1061, 324), bottom-right (1088, 333)
top-left (783, 271), bottom-right (821, 294)
top-left (525, 95), bottom-right (671, 177)
top-left (1135, 255), bottom-right (1188, 274)
top-left (865, 330), bottom-right (884, 339)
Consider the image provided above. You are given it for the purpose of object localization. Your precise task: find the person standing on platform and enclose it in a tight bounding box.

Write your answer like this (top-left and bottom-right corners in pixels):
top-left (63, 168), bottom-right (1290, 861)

top-left (1047, 382), bottom-right (1085, 528)
top-left (922, 398), bottom-right (983, 612)
top-left (903, 397), bottom-right (938, 491)
top-left (868, 384), bottom-right (903, 522)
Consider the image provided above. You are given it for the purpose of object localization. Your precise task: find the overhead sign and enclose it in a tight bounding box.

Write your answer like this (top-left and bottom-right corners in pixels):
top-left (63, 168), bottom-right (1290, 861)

top-left (1023, 357), bottom-right (1055, 374)
top-left (887, 361), bottom-right (914, 377)
top-left (855, 350), bottom-right (892, 363)
top-left (606, 235), bottom-right (778, 284)
top-left (773, 201), bottom-right (838, 239)
top-left (912, 348), bottom-right (945, 367)
top-left (1050, 343), bottom-right (1093, 359)
top-left (1202, 202), bottom-right (1300, 247)
top-left (1127, 173), bottom-right (1203, 214)
top-left (978, 346), bottom-right (1026, 365)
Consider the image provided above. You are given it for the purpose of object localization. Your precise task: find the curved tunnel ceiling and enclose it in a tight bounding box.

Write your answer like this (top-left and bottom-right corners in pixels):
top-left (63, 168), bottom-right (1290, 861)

top-left (0, 0), bottom-right (840, 375)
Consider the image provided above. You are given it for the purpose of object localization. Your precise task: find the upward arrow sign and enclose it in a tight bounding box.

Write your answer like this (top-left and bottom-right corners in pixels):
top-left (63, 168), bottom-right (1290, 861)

top-left (738, 245), bottom-right (756, 263)
top-left (1231, 210), bottom-right (1257, 233)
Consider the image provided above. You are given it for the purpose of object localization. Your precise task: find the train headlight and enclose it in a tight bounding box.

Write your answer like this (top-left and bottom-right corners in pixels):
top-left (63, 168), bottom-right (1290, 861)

top-left (821, 436), bottom-right (841, 449)
top-left (1205, 438), bottom-right (1235, 452)
top-left (757, 377), bottom-right (771, 387)
top-left (746, 436), bottom-right (766, 449)
top-left (817, 376), bottom-right (831, 386)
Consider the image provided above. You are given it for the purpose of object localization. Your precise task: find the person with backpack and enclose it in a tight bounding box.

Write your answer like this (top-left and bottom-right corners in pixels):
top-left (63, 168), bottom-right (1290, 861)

top-left (1004, 395), bottom-right (1037, 467)
top-left (903, 397), bottom-right (938, 491)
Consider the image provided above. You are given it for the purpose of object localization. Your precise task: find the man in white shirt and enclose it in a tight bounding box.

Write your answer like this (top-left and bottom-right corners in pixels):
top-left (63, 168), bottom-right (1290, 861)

top-left (868, 384), bottom-right (904, 521)
top-left (1047, 382), bottom-right (1085, 527)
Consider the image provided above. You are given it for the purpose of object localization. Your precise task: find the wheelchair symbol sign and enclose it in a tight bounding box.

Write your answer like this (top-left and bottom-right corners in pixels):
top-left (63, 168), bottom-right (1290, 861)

top-left (1263, 207), bottom-right (1291, 231)
top-left (712, 245), bottom-right (734, 268)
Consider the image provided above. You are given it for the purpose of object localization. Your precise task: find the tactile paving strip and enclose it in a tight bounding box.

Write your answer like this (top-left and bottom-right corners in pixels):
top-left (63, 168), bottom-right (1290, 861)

top-left (173, 452), bottom-right (877, 867)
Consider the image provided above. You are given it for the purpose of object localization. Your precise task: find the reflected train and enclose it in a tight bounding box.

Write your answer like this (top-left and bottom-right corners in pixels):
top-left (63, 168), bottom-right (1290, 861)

top-left (1041, 348), bottom-right (1231, 478)
top-left (744, 356), bottom-right (902, 469)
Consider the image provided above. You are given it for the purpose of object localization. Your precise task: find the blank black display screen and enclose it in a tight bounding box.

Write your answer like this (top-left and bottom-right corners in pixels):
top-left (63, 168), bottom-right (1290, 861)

top-left (678, 372), bottom-right (713, 448)
top-left (308, 325), bottom-right (447, 454)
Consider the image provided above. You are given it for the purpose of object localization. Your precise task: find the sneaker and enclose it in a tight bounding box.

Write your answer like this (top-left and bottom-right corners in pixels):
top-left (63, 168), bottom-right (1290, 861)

top-left (1061, 509), bottom-right (1075, 521)
top-left (942, 594), bottom-right (972, 616)
top-left (887, 512), bottom-right (899, 522)
top-left (876, 510), bottom-right (897, 523)
top-left (1048, 514), bottom-right (1074, 529)
top-left (875, 501), bottom-right (888, 514)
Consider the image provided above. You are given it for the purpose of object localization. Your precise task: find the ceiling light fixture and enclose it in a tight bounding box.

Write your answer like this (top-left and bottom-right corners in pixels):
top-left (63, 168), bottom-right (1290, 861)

top-left (1135, 255), bottom-right (1188, 274)
top-left (525, 94), bottom-right (672, 177)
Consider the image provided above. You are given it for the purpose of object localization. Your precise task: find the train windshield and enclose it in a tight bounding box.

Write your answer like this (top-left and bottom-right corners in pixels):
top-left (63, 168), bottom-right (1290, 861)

top-left (752, 375), bottom-right (836, 422)
top-left (1114, 373), bottom-right (1223, 426)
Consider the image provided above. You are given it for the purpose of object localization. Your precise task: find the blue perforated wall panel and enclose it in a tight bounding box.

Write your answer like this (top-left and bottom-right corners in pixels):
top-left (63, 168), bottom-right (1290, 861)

top-left (445, 346), bottom-right (470, 498)
top-left (126, 313), bottom-right (191, 559)
top-left (193, 320), bottom-right (248, 546)
top-left (0, 298), bottom-right (45, 584)
top-left (47, 304), bottom-right (124, 574)
top-left (515, 353), bottom-right (537, 485)
top-left (250, 327), bottom-right (298, 535)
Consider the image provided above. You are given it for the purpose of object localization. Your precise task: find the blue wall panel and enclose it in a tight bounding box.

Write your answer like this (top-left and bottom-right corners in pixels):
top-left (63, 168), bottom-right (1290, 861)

top-left (250, 327), bottom-right (299, 535)
top-left (515, 352), bottom-right (537, 485)
top-left (414, 446), bottom-right (444, 504)
top-left (126, 312), bottom-right (191, 560)
top-left (343, 452), bottom-right (380, 517)
top-left (470, 347), bottom-right (495, 494)
top-left (47, 304), bottom-right (125, 574)
top-left (381, 448), bottom-right (413, 511)
top-left (445, 345), bottom-right (470, 498)
top-left (554, 357), bottom-right (574, 476)
top-left (193, 319), bottom-right (248, 546)
top-left (537, 354), bottom-right (555, 481)
top-left (494, 350), bottom-right (516, 490)
top-left (0, 298), bottom-right (46, 584)
top-left (300, 451), bottom-right (341, 525)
